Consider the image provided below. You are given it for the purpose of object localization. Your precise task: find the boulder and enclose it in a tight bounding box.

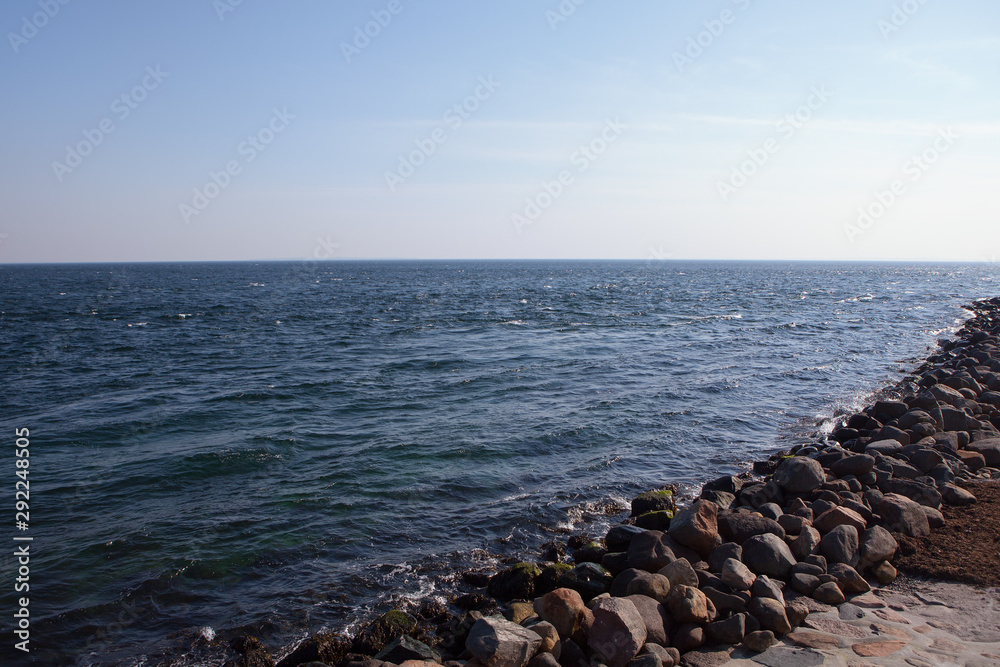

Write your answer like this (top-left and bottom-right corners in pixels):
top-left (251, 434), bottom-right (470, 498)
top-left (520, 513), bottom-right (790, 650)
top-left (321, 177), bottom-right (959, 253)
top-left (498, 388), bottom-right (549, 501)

top-left (773, 457), bottom-right (826, 494)
top-left (741, 533), bottom-right (796, 579)
top-left (624, 572), bottom-right (671, 602)
top-left (489, 564), bottom-right (541, 601)
top-left (528, 621), bottom-right (559, 656)
top-left (776, 514), bottom-right (809, 535)
top-left (957, 450), bottom-right (986, 471)
top-left (791, 526), bottom-right (821, 560)
top-left (606, 525), bottom-right (649, 553)
top-left (704, 613), bottom-right (746, 645)
top-left (741, 630), bottom-right (776, 653)
top-left (858, 526), bottom-right (898, 569)
top-left (812, 581), bottom-right (845, 605)
top-left (623, 595), bottom-right (671, 646)
top-left (274, 633), bottom-right (349, 667)
top-left (671, 624), bottom-right (704, 653)
top-left (812, 507), bottom-right (866, 534)
top-left (708, 542), bottom-right (742, 572)
top-left (557, 563), bottom-right (612, 601)
top-left (790, 572), bottom-right (821, 595)
top-left (718, 513), bottom-right (785, 544)
top-left (830, 454), bottom-right (875, 478)
top-left (751, 575), bottom-right (785, 606)
top-left (632, 490), bottom-right (676, 517)
top-left (719, 558), bottom-right (755, 591)
top-left (885, 478), bottom-right (942, 509)
top-left (872, 561), bottom-right (898, 585)
top-left (667, 499), bottom-right (720, 557)
top-left (819, 525), bottom-right (859, 566)
top-left (940, 483), bottom-right (977, 506)
top-left (748, 597), bottom-right (791, 635)
top-left (375, 636), bottom-right (441, 665)
top-left (587, 598), bottom-right (647, 667)
top-left (534, 588), bottom-right (588, 638)
top-left (657, 558), bottom-right (698, 590)
top-left (467, 617), bottom-right (542, 667)
top-left (967, 438), bottom-right (1000, 467)
top-left (826, 563), bottom-right (869, 594)
top-left (665, 585), bottom-right (711, 624)
top-left (626, 531), bottom-right (676, 573)
top-left (865, 439), bottom-right (903, 457)
top-left (878, 493), bottom-right (931, 537)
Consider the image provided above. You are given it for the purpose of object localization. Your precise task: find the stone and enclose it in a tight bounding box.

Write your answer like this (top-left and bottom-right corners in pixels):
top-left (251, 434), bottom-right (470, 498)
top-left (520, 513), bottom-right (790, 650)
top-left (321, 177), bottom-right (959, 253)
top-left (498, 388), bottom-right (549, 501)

top-left (717, 513), bottom-right (786, 544)
top-left (820, 524), bottom-right (859, 566)
top-left (784, 600), bottom-right (809, 628)
top-left (773, 456), bottom-right (826, 494)
top-left (812, 507), bottom-right (866, 534)
top-left (940, 483), bottom-right (977, 506)
top-left (601, 552), bottom-right (629, 578)
top-left (625, 572), bottom-right (671, 602)
top-left (490, 563), bottom-right (542, 601)
top-left (866, 439), bottom-right (903, 456)
top-left (719, 558), bottom-right (755, 591)
top-left (624, 595), bottom-right (671, 646)
top-left (857, 526), bottom-right (898, 569)
top-left (790, 572), bottom-right (821, 596)
top-left (275, 633), bottom-right (350, 667)
top-left (557, 639), bottom-right (587, 667)
top-left (528, 653), bottom-right (560, 667)
top-left (831, 454), bottom-right (876, 478)
top-left (699, 490), bottom-right (736, 510)
top-left (632, 490), bottom-right (676, 517)
top-left (702, 586), bottom-right (749, 616)
top-left (812, 582), bottom-right (845, 605)
top-left (573, 541), bottom-right (608, 565)
top-left (534, 588), bottom-right (588, 638)
top-left (785, 630), bottom-right (840, 650)
top-left (635, 511), bottom-right (673, 531)
top-left (872, 561), bottom-right (897, 585)
top-left (885, 479), bottom-right (942, 509)
top-left (922, 505), bottom-right (945, 528)
top-left (827, 563), bottom-right (869, 594)
top-left (467, 617), bottom-right (542, 667)
top-left (850, 640), bottom-right (907, 657)
top-left (751, 575), bottom-right (785, 606)
top-left (957, 450), bottom-right (987, 471)
top-left (666, 584), bottom-right (711, 624)
top-left (705, 613), bottom-right (746, 645)
top-left (657, 558), bottom-right (698, 590)
top-left (624, 654), bottom-right (660, 667)
top-left (708, 542), bottom-right (742, 572)
top-left (791, 527), bottom-right (821, 560)
top-left (606, 525), bottom-right (649, 553)
top-left (741, 630), bottom-right (776, 652)
top-left (741, 533), bottom-right (796, 579)
top-left (906, 447), bottom-right (945, 474)
top-left (639, 644), bottom-right (676, 667)
top-left (376, 636), bottom-right (442, 665)
top-left (587, 598), bottom-right (647, 667)
top-left (667, 499), bottom-right (720, 557)
top-left (528, 621), bottom-right (559, 656)
top-left (557, 563), bottom-right (612, 601)
top-left (878, 494), bottom-right (931, 537)
top-left (353, 611), bottom-right (419, 655)
top-left (758, 503), bottom-right (783, 521)
top-left (748, 597), bottom-right (792, 635)
top-left (626, 531), bottom-right (676, 573)
top-left (777, 514), bottom-right (809, 535)
top-left (508, 602), bottom-right (536, 625)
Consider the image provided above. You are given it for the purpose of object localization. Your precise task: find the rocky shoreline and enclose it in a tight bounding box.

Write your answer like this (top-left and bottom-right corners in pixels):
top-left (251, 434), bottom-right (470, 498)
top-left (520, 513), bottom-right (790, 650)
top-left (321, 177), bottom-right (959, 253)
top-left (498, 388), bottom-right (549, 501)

top-left (220, 297), bottom-right (1000, 667)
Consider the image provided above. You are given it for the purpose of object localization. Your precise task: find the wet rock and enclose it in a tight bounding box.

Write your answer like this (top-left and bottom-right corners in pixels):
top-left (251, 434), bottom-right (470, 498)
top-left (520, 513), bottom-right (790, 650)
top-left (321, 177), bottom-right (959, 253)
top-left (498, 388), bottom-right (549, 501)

top-left (375, 636), bottom-right (442, 665)
top-left (275, 632), bottom-right (351, 667)
top-left (632, 490), bottom-right (676, 517)
top-left (719, 558), bottom-right (755, 591)
top-left (717, 513), bottom-right (785, 544)
top-left (773, 456), bottom-right (826, 494)
top-left (556, 563), bottom-right (612, 602)
top-left (626, 531), bottom-right (676, 573)
top-left (587, 598), bottom-right (647, 667)
top-left (812, 507), bottom-right (866, 534)
top-left (940, 483), bottom-right (977, 505)
top-left (657, 558), bottom-right (698, 590)
top-left (699, 490), bottom-right (735, 510)
top-left (230, 636), bottom-right (275, 667)
top-left (573, 542), bottom-right (608, 565)
top-left (623, 594), bottom-right (671, 646)
top-left (467, 617), bottom-right (542, 667)
top-left (819, 525), bottom-right (859, 566)
top-left (741, 533), bottom-right (796, 579)
top-left (489, 564), bottom-right (542, 601)
top-left (704, 613), bottom-right (746, 645)
top-left (600, 552), bottom-right (629, 578)
top-left (667, 499), bottom-right (720, 557)
top-left (534, 588), bottom-right (588, 638)
top-left (748, 597), bottom-right (791, 635)
top-left (536, 564), bottom-right (574, 597)
top-left (878, 493), bottom-right (931, 537)
top-left (354, 611), bottom-right (419, 656)
top-left (666, 584), bottom-right (711, 624)
top-left (635, 511), bottom-right (673, 531)
top-left (507, 602), bottom-right (536, 625)
top-left (606, 525), bottom-right (649, 553)
top-left (812, 581), bottom-right (845, 605)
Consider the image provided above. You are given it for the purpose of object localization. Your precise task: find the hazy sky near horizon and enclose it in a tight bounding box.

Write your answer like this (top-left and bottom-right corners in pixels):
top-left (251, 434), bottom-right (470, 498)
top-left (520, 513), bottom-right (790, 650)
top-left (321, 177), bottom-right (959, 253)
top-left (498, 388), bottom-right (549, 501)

top-left (1, 1), bottom-right (998, 263)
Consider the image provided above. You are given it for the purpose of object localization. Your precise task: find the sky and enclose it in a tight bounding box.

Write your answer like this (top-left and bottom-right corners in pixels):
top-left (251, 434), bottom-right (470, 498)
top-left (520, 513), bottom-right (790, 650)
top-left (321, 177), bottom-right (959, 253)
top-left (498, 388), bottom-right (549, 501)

top-left (1, 0), bottom-right (998, 263)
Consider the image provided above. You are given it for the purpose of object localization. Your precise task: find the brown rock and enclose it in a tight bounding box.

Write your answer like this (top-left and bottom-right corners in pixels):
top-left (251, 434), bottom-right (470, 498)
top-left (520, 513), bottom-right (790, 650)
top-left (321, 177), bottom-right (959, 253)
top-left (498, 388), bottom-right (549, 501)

top-left (534, 588), bottom-right (587, 638)
top-left (850, 640), bottom-right (907, 657)
top-left (666, 585), bottom-right (711, 624)
top-left (812, 582), bottom-right (846, 605)
top-left (667, 500), bottom-right (720, 557)
top-left (740, 630), bottom-right (776, 653)
top-left (813, 507), bottom-right (867, 534)
top-left (785, 630), bottom-right (840, 650)
top-left (587, 598), bottom-right (647, 667)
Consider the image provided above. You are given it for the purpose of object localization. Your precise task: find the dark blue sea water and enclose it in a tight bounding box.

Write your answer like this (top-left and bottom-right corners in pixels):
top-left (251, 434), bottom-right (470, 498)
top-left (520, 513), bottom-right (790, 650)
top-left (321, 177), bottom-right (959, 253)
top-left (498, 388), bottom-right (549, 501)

top-left (0, 260), bottom-right (996, 665)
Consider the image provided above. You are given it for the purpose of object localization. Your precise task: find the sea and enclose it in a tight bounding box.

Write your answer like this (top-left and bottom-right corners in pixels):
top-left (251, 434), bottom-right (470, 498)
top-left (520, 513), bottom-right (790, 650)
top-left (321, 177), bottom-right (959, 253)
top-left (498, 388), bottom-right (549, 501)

top-left (0, 260), bottom-right (996, 666)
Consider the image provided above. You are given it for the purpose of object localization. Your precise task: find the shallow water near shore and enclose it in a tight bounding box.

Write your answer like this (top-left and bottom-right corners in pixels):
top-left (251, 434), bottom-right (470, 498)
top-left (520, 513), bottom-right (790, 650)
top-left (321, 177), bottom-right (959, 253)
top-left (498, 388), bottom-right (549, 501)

top-left (0, 260), bottom-right (996, 665)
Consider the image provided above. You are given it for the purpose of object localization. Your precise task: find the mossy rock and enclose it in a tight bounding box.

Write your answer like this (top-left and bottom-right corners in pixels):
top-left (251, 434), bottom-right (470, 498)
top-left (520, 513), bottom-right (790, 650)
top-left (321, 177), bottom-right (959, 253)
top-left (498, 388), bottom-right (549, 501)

top-left (631, 489), bottom-right (677, 517)
top-left (572, 541), bottom-right (608, 565)
top-left (352, 610), bottom-right (418, 655)
top-left (535, 563), bottom-right (574, 596)
top-left (487, 562), bottom-right (542, 601)
top-left (557, 562), bottom-right (612, 601)
top-left (635, 509), bottom-right (674, 530)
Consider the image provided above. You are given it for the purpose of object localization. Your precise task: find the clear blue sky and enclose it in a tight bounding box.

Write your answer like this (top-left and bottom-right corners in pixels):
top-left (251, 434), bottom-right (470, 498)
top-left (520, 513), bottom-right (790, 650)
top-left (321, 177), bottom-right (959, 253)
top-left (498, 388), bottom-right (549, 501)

top-left (1, 0), bottom-right (998, 262)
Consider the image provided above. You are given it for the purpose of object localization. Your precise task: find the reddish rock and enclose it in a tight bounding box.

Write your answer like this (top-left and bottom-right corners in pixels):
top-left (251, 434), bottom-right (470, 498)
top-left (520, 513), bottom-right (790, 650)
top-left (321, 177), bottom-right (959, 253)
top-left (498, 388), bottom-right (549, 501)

top-left (534, 588), bottom-right (587, 638)
top-left (587, 597), bottom-right (647, 667)
top-left (667, 500), bottom-right (720, 557)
